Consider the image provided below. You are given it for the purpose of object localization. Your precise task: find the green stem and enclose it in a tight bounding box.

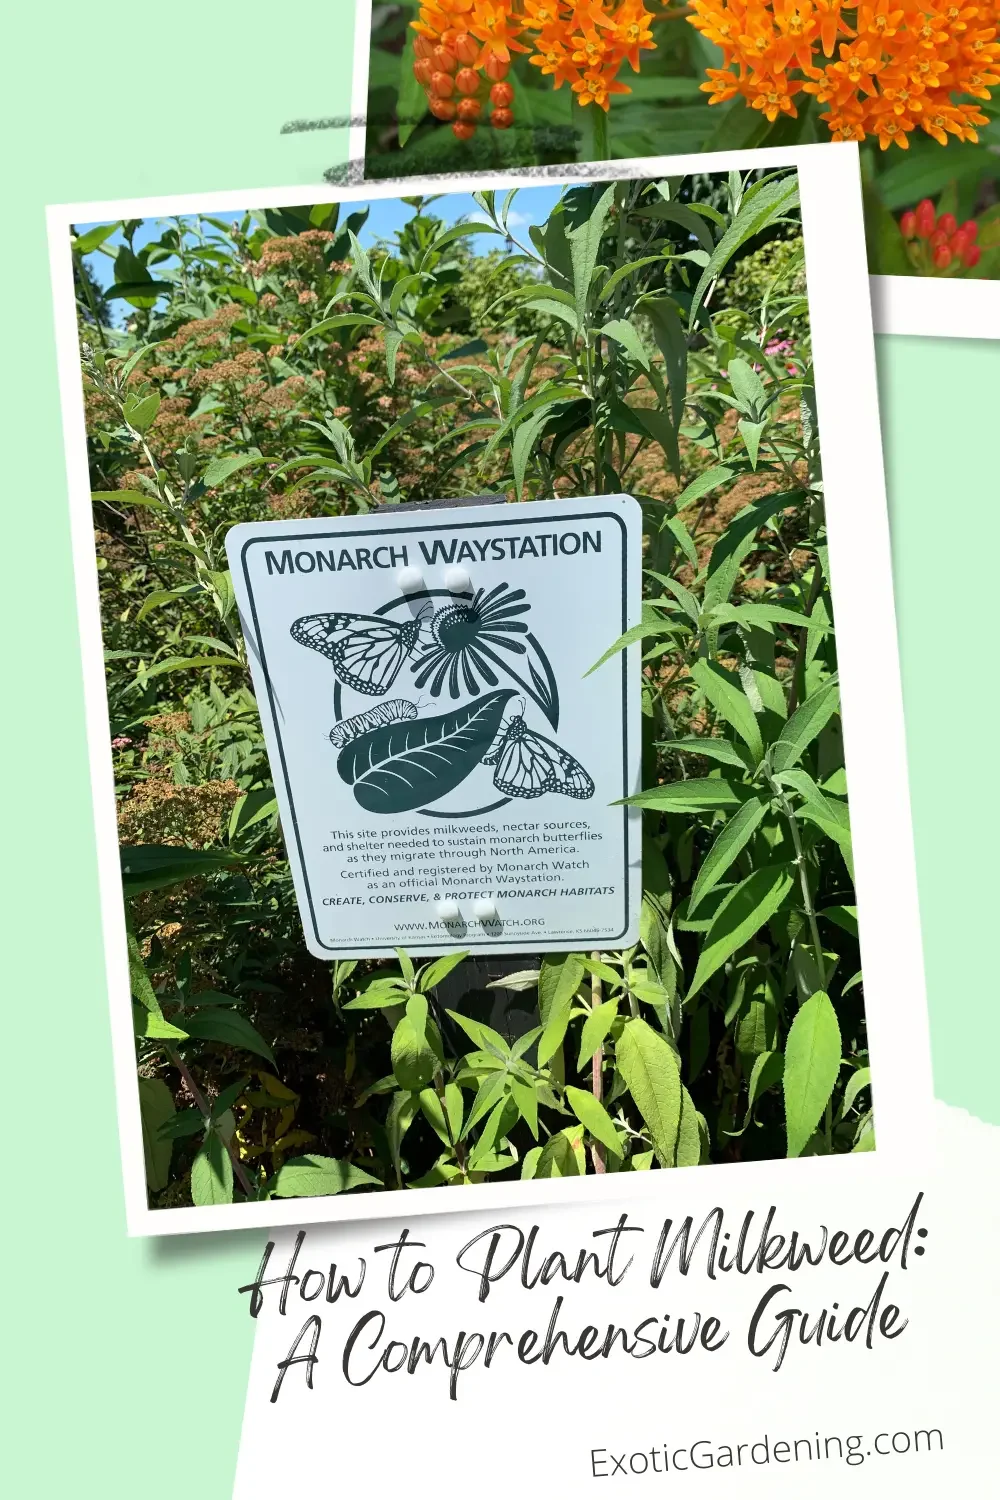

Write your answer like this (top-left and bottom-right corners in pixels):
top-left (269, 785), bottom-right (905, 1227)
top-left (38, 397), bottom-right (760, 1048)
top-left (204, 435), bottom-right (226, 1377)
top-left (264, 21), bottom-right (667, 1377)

top-left (592, 104), bottom-right (611, 162)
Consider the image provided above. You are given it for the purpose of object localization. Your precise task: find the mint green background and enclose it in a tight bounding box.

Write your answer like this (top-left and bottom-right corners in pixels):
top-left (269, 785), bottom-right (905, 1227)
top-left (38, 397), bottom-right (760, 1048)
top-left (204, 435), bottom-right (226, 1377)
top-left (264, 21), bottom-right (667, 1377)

top-left (3, 6), bottom-right (996, 1494)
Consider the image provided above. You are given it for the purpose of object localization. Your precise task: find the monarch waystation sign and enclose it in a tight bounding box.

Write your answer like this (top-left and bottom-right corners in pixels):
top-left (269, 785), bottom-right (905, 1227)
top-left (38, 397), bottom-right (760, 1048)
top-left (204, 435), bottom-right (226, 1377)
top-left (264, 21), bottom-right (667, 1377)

top-left (226, 495), bottom-right (641, 957)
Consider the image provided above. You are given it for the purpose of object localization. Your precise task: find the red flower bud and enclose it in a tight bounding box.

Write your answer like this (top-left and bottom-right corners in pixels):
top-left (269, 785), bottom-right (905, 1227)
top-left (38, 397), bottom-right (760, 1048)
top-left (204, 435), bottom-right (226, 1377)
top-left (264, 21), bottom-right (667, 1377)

top-left (932, 245), bottom-right (953, 270)
top-left (929, 228), bottom-right (949, 250)
top-left (915, 198), bottom-right (936, 238)
top-left (899, 210), bottom-right (917, 238)
top-left (950, 228), bottom-right (973, 257)
top-left (484, 54), bottom-right (509, 81)
top-left (457, 96), bottom-right (482, 121)
top-left (456, 66), bottom-right (480, 95)
top-left (428, 95), bottom-right (457, 120)
top-left (432, 45), bottom-right (458, 73)
top-left (413, 58), bottom-right (434, 87)
top-left (451, 31), bottom-right (479, 64)
top-left (490, 106), bottom-right (514, 129)
top-left (430, 70), bottom-right (455, 98)
top-left (937, 212), bottom-right (957, 237)
top-left (452, 120), bottom-right (477, 141)
top-left (960, 219), bottom-right (979, 242)
top-left (413, 35), bottom-right (435, 61)
top-left (963, 243), bottom-right (982, 269)
top-left (490, 81), bottom-right (514, 107)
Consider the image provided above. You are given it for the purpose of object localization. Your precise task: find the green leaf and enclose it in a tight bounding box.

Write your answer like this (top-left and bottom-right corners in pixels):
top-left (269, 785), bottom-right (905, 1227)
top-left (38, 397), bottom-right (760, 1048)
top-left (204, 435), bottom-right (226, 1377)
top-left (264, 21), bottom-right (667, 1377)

top-left (272, 1155), bottom-right (382, 1197)
top-left (576, 998), bottom-right (620, 1070)
top-left (842, 1066), bottom-right (871, 1116)
top-left (620, 778), bottom-right (744, 813)
top-left (462, 1070), bottom-right (508, 1136)
top-left (133, 1005), bottom-right (189, 1041)
top-left (691, 660), bottom-right (764, 764)
top-left (691, 173), bottom-right (800, 325)
top-left (585, 618), bottom-right (673, 676)
top-left (419, 952), bottom-right (468, 992)
top-left (728, 1049), bottom-right (784, 1136)
top-left (510, 1078), bottom-right (539, 1139)
top-left (689, 796), bottom-right (769, 913)
top-left (337, 690), bottom-right (515, 814)
top-left (615, 1018), bottom-right (681, 1167)
top-left (772, 677), bottom-right (841, 773)
top-left (658, 736), bottom-right (747, 769)
top-left (190, 1131), bottom-right (233, 1206)
top-left (446, 1009), bottom-right (510, 1057)
top-left (568, 183), bottom-right (616, 326)
top-left (122, 391), bottom-right (160, 433)
top-left (202, 453), bottom-right (269, 487)
top-left (727, 357), bottom-right (768, 415)
top-left (784, 990), bottom-right (842, 1158)
top-left (537, 952), bottom-right (585, 1067)
top-left (675, 1086), bottom-right (702, 1167)
top-left (72, 221), bottom-right (121, 254)
top-left (391, 1012), bottom-right (438, 1091)
top-left (181, 1007), bottom-right (275, 1065)
top-left (600, 318), bottom-right (649, 370)
top-left (138, 1078), bottom-right (175, 1191)
top-left (672, 464), bottom-right (737, 512)
top-left (738, 419), bottom-right (767, 470)
top-left (533, 1125), bottom-right (586, 1177)
top-left (419, 1085), bottom-right (465, 1147)
top-left (688, 866), bottom-right (794, 1000)
top-left (599, 254), bottom-right (667, 302)
top-left (566, 1086), bottom-right (623, 1157)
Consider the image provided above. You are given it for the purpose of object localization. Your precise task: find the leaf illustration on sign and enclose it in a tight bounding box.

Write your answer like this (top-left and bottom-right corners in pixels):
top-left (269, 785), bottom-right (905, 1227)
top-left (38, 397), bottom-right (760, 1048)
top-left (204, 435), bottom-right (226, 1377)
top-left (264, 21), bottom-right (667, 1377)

top-left (290, 608), bottom-right (429, 697)
top-left (482, 710), bottom-right (594, 801)
top-left (338, 689), bottom-right (516, 813)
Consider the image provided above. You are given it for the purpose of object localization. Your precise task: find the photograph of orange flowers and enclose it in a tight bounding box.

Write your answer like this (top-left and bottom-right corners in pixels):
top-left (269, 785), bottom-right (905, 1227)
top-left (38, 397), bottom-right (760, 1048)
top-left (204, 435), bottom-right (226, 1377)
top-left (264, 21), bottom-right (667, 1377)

top-left (360, 1), bottom-right (1000, 279)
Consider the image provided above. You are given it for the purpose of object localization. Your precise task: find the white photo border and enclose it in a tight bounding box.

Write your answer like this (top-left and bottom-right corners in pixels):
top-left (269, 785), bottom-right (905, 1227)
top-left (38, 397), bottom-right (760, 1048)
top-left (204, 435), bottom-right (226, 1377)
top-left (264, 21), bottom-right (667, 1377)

top-left (47, 143), bottom-right (933, 1236)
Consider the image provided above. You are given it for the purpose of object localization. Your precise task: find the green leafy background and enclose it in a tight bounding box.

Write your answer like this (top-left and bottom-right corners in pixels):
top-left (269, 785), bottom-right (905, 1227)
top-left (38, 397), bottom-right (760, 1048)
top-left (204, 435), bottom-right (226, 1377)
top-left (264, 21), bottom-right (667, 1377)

top-left (3, 4), bottom-right (999, 1497)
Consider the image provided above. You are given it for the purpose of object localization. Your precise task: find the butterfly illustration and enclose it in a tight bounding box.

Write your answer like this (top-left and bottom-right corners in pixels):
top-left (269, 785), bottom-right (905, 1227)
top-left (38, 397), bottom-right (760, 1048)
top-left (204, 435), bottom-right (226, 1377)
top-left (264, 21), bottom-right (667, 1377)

top-left (481, 711), bottom-right (594, 801)
top-left (290, 608), bottom-right (430, 698)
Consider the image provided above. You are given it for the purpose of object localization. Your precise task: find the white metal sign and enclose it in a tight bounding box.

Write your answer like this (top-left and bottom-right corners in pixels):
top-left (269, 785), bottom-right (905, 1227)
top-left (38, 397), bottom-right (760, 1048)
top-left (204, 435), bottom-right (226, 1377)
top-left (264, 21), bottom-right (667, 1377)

top-left (226, 495), bottom-right (641, 957)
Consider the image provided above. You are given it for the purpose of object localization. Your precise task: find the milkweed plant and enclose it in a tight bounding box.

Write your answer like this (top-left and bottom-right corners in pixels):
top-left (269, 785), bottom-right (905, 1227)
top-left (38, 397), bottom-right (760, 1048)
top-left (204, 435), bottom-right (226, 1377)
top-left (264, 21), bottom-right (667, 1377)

top-left (74, 169), bottom-right (871, 1210)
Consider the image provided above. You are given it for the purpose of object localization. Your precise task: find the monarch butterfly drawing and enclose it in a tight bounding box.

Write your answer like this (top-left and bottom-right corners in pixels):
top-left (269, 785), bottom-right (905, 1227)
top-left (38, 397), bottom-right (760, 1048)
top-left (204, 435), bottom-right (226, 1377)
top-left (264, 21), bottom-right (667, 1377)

top-left (328, 699), bottom-right (418, 748)
top-left (481, 710), bottom-right (594, 801)
top-left (290, 607), bottom-right (430, 697)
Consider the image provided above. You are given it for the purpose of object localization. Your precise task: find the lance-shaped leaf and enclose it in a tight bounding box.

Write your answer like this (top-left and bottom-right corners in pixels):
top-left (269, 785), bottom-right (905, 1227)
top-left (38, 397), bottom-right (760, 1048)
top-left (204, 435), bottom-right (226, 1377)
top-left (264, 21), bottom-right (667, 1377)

top-left (620, 778), bottom-right (745, 814)
top-left (689, 795), bottom-right (770, 913)
top-left (568, 183), bottom-right (616, 325)
top-left (784, 991), bottom-right (842, 1157)
top-left (688, 865), bottom-right (794, 999)
top-left (690, 173), bottom-right (801, 325)
top-left (600, 318), bottom-right (650, 369)
top-left (566, 1086), bottom-right (623, 1157)
top-left (182, 1007), bottom-right (275, 1065)
top-left (691, 660), bottom-right (764, 764)
top-left (772, 677), bottom-right (841, 772)
top-left (616, 1018), bottom-right (681, 1167)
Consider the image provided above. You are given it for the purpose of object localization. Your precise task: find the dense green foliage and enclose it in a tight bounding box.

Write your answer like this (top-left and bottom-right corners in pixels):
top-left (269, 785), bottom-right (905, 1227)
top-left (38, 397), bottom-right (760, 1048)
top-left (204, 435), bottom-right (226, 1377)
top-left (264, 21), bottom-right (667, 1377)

top-left (76, 169), bottom-right (871, 1211)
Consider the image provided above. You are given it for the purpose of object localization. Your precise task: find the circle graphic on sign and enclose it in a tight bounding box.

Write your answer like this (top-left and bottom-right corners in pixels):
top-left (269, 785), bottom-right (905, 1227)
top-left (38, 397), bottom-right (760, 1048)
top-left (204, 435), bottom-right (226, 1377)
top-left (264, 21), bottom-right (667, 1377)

top-left (290, 584), bottom-right (595, 819)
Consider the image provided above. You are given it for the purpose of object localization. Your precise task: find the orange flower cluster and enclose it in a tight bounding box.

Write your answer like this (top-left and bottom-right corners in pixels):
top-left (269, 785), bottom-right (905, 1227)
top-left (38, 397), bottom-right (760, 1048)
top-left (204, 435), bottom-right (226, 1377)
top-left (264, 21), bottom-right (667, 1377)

top-left (687, 0), bottom-right (1000, 147)
top-left (411, 0), bottom-right (656, 140)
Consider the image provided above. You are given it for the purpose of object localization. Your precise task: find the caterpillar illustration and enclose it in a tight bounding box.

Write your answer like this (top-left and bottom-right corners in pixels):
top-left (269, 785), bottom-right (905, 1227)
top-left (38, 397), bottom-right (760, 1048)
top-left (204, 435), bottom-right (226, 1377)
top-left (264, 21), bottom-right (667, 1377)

top-left (328, 699), bottom-right (419, 748)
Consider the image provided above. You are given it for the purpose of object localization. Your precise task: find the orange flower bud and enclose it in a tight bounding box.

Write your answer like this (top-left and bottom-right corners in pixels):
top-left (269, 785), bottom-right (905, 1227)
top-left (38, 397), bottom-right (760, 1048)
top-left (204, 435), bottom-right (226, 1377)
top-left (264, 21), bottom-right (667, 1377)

top-left (428, 96), bottom-right (457, 121)
top-left (491, 107), bottom-right (514, 129)
top-left (432, 45), bottom-right (458, 74)
top-left (937, 212), bottom-right (957, 237)
top-left (899, 210), bottom-right (916, 238)
top-left (457, 96), bottom-right (482, 121)
top-left (413, 58), bottom-right (434, 87)
top-left (452, 31), bottom-right (478, 64)
top-left (929, 228), bottom-right (949, 251)
top-left (932, 245), bottom-right (952, 270)
top-left (452, 120), bottom-right (477, 140)
top-left (413, 35), bottom-right (435, 61)
top-left (960, 219), bottom-right (979, 242)
top-left (484, 55), bottom-right (509, 81)
top-left (489, 81), bottom-right (514, 107)
top-left (915, 199), bottom-right (936, 238)
top-left (456, 67), bottom-right (480, 95)
top-left (963, 243), bottom-right (982, 269)
top-left (431, 70), bottom-right (455, 99)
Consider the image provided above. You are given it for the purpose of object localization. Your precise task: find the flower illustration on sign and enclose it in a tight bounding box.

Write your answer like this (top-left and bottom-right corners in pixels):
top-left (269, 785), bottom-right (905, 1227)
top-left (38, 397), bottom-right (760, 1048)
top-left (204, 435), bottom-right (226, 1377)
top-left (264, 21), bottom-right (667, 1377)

top-left (411, 582), bottom-right (530, 697)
